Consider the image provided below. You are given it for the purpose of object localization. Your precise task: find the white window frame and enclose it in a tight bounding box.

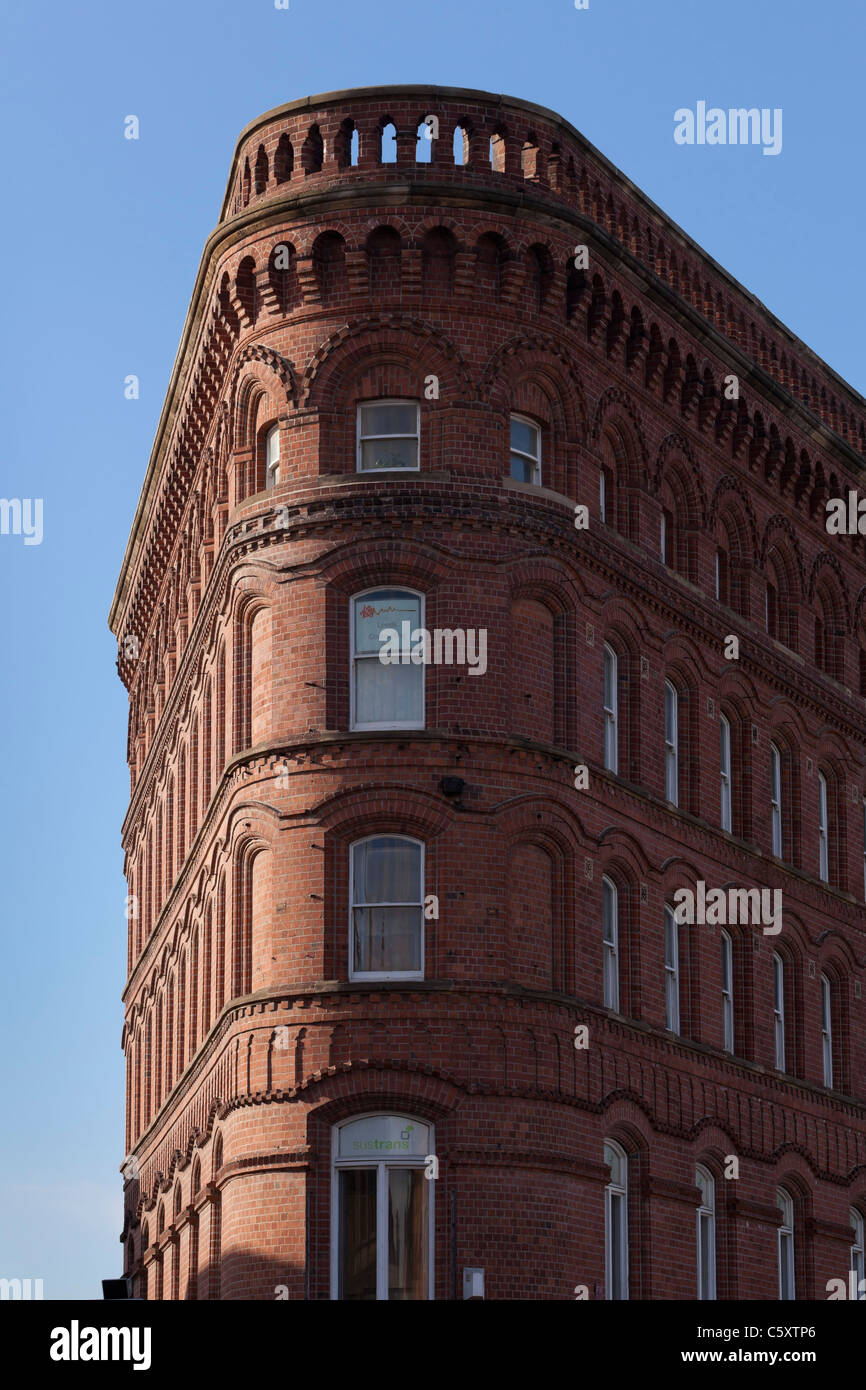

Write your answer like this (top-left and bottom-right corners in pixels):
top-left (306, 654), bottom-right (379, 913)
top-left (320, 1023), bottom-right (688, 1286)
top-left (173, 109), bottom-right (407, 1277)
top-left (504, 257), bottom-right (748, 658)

top-left (356, 399), bottom-right (420, 473)
top-left (821, 972), bottom-right (833, 1088)
top-left (602, 875), bottom-right (619, 1012)
top-left (696, 1165), bottom-right (717, 1301)
top-left (509, 413), bottom-right (541, 485)
top-left (603, 643), bottom-right (618, 774)
top-left (349, 835), bottom-right (425, 982)
top-left (664, 681), bottom-right (679, 806)
top-left (330, 1113), bottom-right (435, 1301)
top-left (599, 469), bottom-right (606, 524)
top-left (720, 714), bottom-right (732, 832)
top-left (818, 771), bottom-right (829, 882)
top-left (773, 951), bottom-right (786, 1071)
top-left (604, 1140), bottom-right (629, 1301)
top-left (265, 424), bottom-right (280, 489)
top-left (850, 1208), bottom-right (865, 1295)
top-left (350, 588), bottom-right (425, 732)
top-left (660, 509), bottom-right (667, 562)
top-left (777, 1187), bottom-right (795, 1300)
top-left (664, 904), bottom-right (680, 1034)
top-left (721, 930), bottom-right (734, 1054)
top-left (770, 742), bottom-right (783, 858)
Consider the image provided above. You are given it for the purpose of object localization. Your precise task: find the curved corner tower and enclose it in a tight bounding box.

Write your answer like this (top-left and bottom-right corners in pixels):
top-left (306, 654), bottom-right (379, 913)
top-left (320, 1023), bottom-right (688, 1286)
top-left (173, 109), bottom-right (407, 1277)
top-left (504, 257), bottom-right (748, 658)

top-left (110, 85), bottom-right (866, 1300)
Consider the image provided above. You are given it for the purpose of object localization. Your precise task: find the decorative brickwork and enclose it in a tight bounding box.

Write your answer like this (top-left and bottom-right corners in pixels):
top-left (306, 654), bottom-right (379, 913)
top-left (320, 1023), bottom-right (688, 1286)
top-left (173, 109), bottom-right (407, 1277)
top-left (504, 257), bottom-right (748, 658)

top-left (110, 85), bottom-right (866, 1301)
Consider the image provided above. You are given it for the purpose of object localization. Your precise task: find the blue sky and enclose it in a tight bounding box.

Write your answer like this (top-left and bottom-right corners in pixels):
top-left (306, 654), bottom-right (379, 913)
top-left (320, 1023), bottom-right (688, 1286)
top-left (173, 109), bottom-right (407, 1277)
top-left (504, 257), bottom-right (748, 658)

top-left (0, 0), bottom-right (862, 1300)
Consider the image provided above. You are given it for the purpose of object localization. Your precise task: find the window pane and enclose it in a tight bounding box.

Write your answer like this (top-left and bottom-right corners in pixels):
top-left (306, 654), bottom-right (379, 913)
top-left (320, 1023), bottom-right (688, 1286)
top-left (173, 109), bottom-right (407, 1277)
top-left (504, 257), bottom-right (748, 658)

top-left (360, 403), bottom-right (417, 437)
top-left (354, 837), bottom-right (421, 904)
top-left (604, 648), bottom-right (615, 708)
top-left (353, 906), bottom-right (423, 973)
top-left (604, 1142), bottom-right (624, 1185)
top-left (354, 593), bottom-right (420, 654)
top-left (700, 1211), bottom-right (715, 1299)
top-left (510, 418), bottom-right (538, 458)
top-left (610, 1192), bottom-right (625, 1299)
top-left (510, 452), bottom-right (537, 483)
top-left (388, 1168), bottom-right (429, 1300)
top-left (665, 684), bottom-right (676, 741)
top-left (339, 1168), bottom-right (377, 1300)
top-left (360, 436), bottom-right (418, 471)
top-left (355, 658), bottom-right (423, 725)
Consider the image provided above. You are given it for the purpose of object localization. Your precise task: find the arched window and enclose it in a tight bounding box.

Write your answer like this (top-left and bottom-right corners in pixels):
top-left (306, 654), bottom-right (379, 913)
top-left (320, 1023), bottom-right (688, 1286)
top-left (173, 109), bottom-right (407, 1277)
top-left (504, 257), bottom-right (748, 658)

top-left (820, 972), bottom-right (833, 1087)
top-left (509, 414), bottom-right (541, 484)
top-left (814, 580), bottom-right (844, 680)
top-left (696, 1165), bottom-right (716, 1300)
top-left (719, 714), bottom-right (732, 832)
top-left (415, 119), bottom-right (433, 163)
top-left (357, 400), bottom-right (419, 472)
top-left (664, 681), bottom-right (678, 805)
top-left (770, 742), bottom-right (783, 857)
top-left (777, 1187), bottom-right (795, 1300)
top-left (604, 1140), bottom-right (628, 1300)
top-left (379, 121), bottom-right (397, 163)
top-left (265, 425), bottom-right (279, 490)
top-left (851, 1208), bottom-right (865, 1294)
top-left (602, 876), bottom-right (619, 1011)
top-left (331, 1114), bottom-right (433, 1300)
top-left (715, 543), bottom-right (729, 605)
top-left (817, 771), bottom-right (829, 882)
top-left (773, 951), bottom-right (786, 1071)
top-left (664, 904), bottom-right (680, 1034)
top-left (721, 930), bottom-right (734, 1053)
top-left (349, 835), bottom-right (424, 979)
top-left (599, 465), bottom-right (612, 524)
top-left (351, 589), bottom-right (424, 731)
top-left (765, 544), bottom-right (796, 650)
top-left (603, 644), bottom-right (618, 773)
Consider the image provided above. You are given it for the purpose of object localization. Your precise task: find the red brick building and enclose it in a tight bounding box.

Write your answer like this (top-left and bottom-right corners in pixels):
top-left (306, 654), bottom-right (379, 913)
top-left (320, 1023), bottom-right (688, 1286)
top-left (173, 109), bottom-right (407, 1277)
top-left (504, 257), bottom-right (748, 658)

top-left (109, 85), bottom-right (866, 1301)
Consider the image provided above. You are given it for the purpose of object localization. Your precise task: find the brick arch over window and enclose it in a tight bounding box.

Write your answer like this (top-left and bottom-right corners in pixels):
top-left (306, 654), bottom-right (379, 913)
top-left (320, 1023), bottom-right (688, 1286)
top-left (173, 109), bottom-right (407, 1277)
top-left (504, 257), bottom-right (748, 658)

top-left (595, 854), bottom-right (642, 1021)
top-left (232, 597), bottom-right (272, 755)
top-left (815, 755), bottom-right (847, 891)
top-left (770, 916), bottom-right (808, 1080)
top-left (715, 684), bottom-right (755, 843)
top-left (481, 334), bottom-right (589, 448)
top-left (766, 719), bottom-right (803, 868)
top-left (662, 649), bottom-right (705, 815)
top-left (301, 316), bottom-right (471, 425)
top-left (316, 789), bottom-right (448, 981)
top-left (319, 538), bottom-right (455, 731)
top-left (507, 590), bottom-right (566, 746)
top-left (774, 1169), bottom-right (814, 1298)
top-left (810, 556), bottom-right (850, 682)
top-left (760, 518), bottom-right (805, 651)
top-left (600, 1117), bottom-right (652, 1301)
top-left (228, 831), bottom-right (271, 999)
top-left (598, 602), bottom-right (646, 784)
top-left (710, 478), bottom-right (758, 617)
top-left (657, 456), bottom-right (702, 580)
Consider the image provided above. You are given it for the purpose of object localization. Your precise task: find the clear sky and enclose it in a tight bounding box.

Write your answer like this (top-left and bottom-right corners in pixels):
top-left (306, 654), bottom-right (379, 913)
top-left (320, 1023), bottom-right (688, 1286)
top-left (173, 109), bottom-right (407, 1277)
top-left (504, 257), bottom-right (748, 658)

top-left (0, 0), bottom-right (862, 1300)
